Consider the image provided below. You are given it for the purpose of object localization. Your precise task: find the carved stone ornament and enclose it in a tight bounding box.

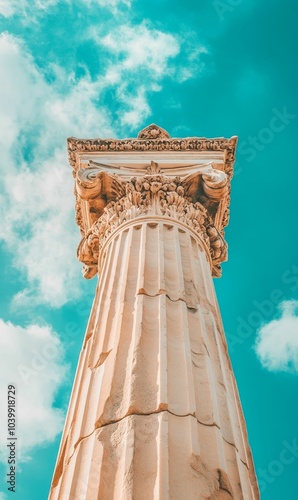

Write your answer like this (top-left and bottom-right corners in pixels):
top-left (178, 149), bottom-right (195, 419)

top-left (137, 124), bottom-right (170, 140)
top-left (67, 127), bottom-right (237, 180)
top-left (76, 171), bottom-right (227, 279)
top-left (68, 125), bottom-right (237, 279)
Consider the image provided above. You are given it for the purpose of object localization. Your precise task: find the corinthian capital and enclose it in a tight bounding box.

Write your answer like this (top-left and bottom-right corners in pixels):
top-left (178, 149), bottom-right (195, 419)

top-left (68, 125), bottom-right (237, 278)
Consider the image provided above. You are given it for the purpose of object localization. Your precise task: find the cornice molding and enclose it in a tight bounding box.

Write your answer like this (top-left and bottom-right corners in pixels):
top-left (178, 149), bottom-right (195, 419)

top-left (67, 125), bottom-right (237, 180)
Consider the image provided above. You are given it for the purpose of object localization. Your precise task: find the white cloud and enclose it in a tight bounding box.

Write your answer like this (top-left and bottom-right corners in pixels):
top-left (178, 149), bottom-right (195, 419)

top-left (95, 22), bottom-right (207, 125)
top-left (85, 0), bottom-right (131, 8)
top-left (0, 0), bottom-right (15, 17)
top-left (0, 319), bottom-right (68, 463)
top-left (0, 0), bottom-right (130, 19)
top-left (119, 86), bottom-right (151, 127)
top-left (254, 300), bottom-right (298, 372)
top-left (101, 23), bottom-right (180, 75)
top-left (0, 0), bottom-right (58, 18)
top-left (3, 151), bottom-right (80, 307)
top-left (0, 34), bottom-right (113, 307)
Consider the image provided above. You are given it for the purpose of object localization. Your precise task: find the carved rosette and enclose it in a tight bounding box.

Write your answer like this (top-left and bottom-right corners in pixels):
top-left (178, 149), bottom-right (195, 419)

top-left (77, 172), bottom-right (227, 279)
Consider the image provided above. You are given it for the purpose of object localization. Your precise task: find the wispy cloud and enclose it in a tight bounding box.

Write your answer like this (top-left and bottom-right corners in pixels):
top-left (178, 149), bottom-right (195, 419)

top-left (86, 0), bottom-right (131, 9)
top-left (0, 0), bottom-right (130, 19)
top-left (91, 21), bottom-right (207, 126)
top-left (0, 318), bottom-right (68, 463)
top-left (100, 23), bottom-right (180, 75)
top-left (254, 300), bottom-right (298, 372)
top-left (0, 34), bottom-right (114, 307)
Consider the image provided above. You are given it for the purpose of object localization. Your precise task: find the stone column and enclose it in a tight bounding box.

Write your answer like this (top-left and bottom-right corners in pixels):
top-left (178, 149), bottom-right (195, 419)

top-left (50, 125), bottom-right (259, 500)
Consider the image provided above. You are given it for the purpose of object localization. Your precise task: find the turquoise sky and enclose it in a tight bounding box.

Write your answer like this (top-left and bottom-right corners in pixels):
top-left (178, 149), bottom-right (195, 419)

top-left (0, 0), bottom-right (297, 498)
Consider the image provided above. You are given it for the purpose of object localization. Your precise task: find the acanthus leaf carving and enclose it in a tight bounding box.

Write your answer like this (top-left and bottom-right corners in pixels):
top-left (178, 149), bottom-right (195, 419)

top-left (77, 172), bottom-right (228, 279)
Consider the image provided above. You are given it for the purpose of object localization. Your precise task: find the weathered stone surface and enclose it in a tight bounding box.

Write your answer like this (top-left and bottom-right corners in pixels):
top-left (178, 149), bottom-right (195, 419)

top-left (51, 413), bottom-right (256, 500)
top-left (50, 126), bottom-right (259, 499)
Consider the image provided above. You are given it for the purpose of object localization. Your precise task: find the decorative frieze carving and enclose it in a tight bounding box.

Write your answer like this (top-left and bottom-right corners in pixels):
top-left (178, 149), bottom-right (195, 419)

top-left (67, 125), bottom-right (237, 180)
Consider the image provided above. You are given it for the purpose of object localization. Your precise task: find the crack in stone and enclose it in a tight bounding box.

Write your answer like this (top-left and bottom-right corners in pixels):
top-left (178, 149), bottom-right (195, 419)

top-left (96, 409), bottom-right (221, 431)
top-left (62, 410), bottom-right (219, 475)
top-left (221, 438), bottom-right (249, 470)
top-left (240, 457), bottom-right (249, 470)
top-left (137, 289), bottom-right (198, 310)
top-left (55, 409), bottom-right (248, 486)
top-left (63, 409), bottom-right (221, 474)
top-left (222, 436), bottom-right (238, 452)
top-left (137, 290), bottom-right (224, 316)
top-left (50, 428), bottom-right (98, 492)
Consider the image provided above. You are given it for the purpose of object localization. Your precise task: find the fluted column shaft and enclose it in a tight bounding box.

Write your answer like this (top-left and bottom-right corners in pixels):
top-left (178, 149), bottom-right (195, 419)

top-left (50, 218), bottom-right (258, 500)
